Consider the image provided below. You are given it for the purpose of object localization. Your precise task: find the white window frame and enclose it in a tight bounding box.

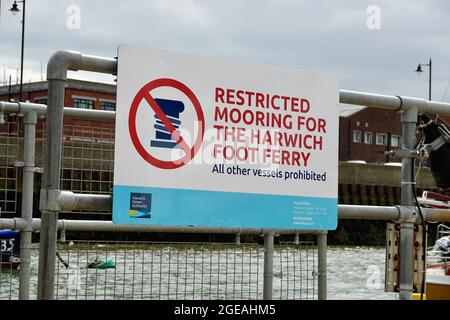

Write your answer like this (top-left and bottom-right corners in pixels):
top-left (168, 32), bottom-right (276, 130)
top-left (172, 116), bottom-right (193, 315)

top-left (352, 130), bottom-right (361, 143)
top-left (73, 96), bottom-right (95, 110)
top-left (391, 135), bottom-right (402, 147)
top-left (100, 100), bottom-right (116, 111)
top-left (364, 132), bottom-right (372, 144)
top-left (376, 133), bottom-right (387, 145)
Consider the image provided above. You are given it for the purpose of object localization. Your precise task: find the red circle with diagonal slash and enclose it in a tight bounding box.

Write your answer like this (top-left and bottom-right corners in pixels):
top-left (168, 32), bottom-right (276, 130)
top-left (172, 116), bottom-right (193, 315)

top-left (128, 78), bottom-right (205, 169)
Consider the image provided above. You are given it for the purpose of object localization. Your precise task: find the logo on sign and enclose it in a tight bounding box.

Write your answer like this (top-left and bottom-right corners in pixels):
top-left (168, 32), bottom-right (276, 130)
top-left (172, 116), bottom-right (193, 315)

top-left (129, 193), bottom-right (152, 218)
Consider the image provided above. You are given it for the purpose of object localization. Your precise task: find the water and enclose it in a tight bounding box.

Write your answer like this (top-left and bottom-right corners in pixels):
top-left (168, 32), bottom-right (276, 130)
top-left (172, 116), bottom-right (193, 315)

top-left (328, 246), bottom-right (396, 300)
top-left (0, 245), bottom-right (397, 300)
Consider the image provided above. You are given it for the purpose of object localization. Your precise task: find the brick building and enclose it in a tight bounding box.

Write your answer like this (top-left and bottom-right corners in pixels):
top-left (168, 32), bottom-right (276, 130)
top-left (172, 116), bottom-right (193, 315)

top-left (0, 79), bottom-right (116, 134)
top-left (339, 107), bottom-right (402, 163)
top-left (0, 79), bottom-right (116, 110)
top-left (0, 80), bottom-right (117, 218)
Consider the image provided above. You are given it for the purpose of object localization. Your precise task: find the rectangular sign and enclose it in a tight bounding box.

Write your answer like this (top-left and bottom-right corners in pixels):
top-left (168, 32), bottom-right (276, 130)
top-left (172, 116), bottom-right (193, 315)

top-left (113, 44), bottom-right (339, 230)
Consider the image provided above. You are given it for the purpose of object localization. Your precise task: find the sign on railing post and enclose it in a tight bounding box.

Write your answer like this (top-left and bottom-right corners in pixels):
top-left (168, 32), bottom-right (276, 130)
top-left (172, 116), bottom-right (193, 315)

top-left (113, 45), bottom-right (339, 231)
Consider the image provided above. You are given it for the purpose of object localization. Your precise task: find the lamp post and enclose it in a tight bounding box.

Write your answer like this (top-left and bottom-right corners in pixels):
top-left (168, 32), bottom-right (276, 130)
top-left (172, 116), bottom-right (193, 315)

top-left (415, 58), bottom-right (432, 101)
top-left (9, 0), bottom-right (25, 102)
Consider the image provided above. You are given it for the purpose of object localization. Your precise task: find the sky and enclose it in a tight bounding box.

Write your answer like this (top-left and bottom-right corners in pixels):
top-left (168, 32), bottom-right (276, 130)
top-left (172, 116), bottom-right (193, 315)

top-left (0, 0), bottom-right (449, 103)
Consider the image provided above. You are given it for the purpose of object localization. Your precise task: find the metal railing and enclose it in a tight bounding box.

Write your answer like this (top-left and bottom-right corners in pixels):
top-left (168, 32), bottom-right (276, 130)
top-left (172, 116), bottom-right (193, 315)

top-left (1, 49), bottom-right (450, 300)
top-left (0, 119), bottom-right (19, 216)
top-left (0, 224), bottom-right (320, 300)
top-left (54, 240), bottom-right (317, 301)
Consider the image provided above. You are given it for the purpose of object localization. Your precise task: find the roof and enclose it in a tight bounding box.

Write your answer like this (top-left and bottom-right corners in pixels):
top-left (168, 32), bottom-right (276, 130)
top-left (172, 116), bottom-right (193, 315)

top-left (0, 78), bottom-right (116, 95)
top-left (339, 105), bottom-right (366, 118)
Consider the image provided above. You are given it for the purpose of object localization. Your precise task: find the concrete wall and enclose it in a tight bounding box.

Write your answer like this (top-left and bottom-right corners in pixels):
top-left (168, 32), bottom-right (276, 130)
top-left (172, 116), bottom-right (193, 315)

top-left (339, 162), bottom-right (435, 188)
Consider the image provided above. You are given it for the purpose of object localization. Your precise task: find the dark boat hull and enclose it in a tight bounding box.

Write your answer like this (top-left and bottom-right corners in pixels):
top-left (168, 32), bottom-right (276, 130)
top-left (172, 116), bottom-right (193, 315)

top-left (0, 261), bottom-right (20, 271)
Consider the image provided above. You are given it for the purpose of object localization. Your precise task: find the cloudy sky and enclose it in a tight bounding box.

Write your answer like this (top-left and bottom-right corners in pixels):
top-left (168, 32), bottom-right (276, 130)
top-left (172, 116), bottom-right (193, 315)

top-left (0, 0), bottom-right (449, 102)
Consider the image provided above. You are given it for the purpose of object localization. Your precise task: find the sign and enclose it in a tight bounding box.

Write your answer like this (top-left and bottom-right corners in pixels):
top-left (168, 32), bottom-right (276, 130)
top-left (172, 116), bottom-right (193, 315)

top-left (113, 44), bottom-right (339, 230)
top-left (0, 229), bottom-right (20, 267)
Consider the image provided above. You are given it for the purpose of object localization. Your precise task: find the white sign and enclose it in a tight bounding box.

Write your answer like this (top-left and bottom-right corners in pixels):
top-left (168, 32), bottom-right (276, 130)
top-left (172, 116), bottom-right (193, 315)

top-left (113, 44), bottom-right (339, 230)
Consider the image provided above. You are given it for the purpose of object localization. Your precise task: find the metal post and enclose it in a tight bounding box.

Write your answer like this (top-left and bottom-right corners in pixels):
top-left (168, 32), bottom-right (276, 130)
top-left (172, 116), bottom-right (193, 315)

top-left (19, 0), bottom-right (26, 102)
top-left (294, 233), bottom-right (300, 245)
top-left (18, 109), bottom-right (36, 300)
top-left (317, 232), bottom-right (327, 300)
top-left (37, 78), bottom-right (65, 300)
top-left (37, 50), bottom-right (117, 300)
top-left (428, 58), bottom-right (432, 101)
top-left (263, 231), bottom-right (274, 300)
top-left (398, 106), bottom-right (418, 300)
top-left (235, 233), bottom-right (241, 245)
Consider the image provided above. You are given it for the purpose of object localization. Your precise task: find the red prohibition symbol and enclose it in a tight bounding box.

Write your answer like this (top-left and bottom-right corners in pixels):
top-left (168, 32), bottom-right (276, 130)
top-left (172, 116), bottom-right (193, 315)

top-left (128, 78), bottom-right (205, 169)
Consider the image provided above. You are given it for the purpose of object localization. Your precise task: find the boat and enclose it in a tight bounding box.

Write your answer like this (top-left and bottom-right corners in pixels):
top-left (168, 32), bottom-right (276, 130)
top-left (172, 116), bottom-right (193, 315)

top-left (425, 224), bottom-right (450, 300)
top-left (0, 229), bottom-right (20, 271)
top-left (415, 192), bottom-right (450, 299)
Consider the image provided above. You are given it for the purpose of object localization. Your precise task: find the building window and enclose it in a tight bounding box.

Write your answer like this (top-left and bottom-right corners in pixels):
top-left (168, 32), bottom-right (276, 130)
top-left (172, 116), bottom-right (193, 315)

top-left (352, 130), bottom-right (361, 143)
top-left (73, 97), bottom-right (94, 109)
top-left (376, 133), bottom-right (388, 145)
top-left (364, 132), bottom-right (372, 144)
top-left (356, 121), bottom-right (360, 126)
top-left (100, 101), bottom-right (116, 111)
top-left (391, 135), bottom-right (402, 147)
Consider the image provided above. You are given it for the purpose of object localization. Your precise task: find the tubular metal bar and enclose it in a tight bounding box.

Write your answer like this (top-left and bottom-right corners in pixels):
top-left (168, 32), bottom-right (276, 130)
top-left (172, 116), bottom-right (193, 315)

top-left (3, 90), bottom-right (450, 122)
top-left (0, 101), bottom-right (115, 121)
top-left (55, 191), bottom-right (112, 212)
top-left (0, 219), bottom-right (20, 230)
top-left (3, 203), bottom-right (450, 233)
top-left (41, 191), bottom-right (450, 222)
top-left (339, 90), bottom-right (450, 116)
top-left (422, 208), bottom-right (450, 222)
top-left (263, 231), bottom-right (275, 300)
top-left (37, 77), bottom-right (64, 300)
top-left (338, 205), bottom-right (400, 221)
top-left (398, 106), bottom-right (419, 301)
top-left (57, 220), bottom-right (314, 235)
top-left (0, 218), bottom-right (324, 235)
top-left (340, 90), bottom-right (401, 110)
top-left (19, 110), bottom-right (36, 300)
top-left (317, 232), bottom-right (327, 300)
top-left (38, 50), bottom-right (117, 300)
top-left (51, 192), bottom-right (401, 219)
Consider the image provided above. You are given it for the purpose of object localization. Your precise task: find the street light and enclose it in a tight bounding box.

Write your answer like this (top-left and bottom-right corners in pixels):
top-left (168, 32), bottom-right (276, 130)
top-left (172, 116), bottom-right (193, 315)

top-left (415, 58), bottom-right (432, 101)
top-left (9, 0), bottom-right (26, 102)
top-left (9, 1), bottom-right (19, 14)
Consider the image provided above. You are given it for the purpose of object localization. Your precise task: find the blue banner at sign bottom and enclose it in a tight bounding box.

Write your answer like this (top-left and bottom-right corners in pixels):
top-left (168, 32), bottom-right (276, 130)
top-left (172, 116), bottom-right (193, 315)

top-left (112, 185), bottom-right (337, 230)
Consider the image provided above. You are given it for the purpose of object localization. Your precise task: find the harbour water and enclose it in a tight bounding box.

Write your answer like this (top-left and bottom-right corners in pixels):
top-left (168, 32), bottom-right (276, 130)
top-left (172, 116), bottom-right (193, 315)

top-left (328, 246), bottom-right (396, 300)
top-left (0, 245), bottom-right (396, 300)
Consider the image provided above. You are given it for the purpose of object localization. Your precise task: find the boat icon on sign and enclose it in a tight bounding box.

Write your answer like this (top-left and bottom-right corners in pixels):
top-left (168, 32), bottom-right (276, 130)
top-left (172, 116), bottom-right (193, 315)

top-left (150, 98), bottom-right (185, 149)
